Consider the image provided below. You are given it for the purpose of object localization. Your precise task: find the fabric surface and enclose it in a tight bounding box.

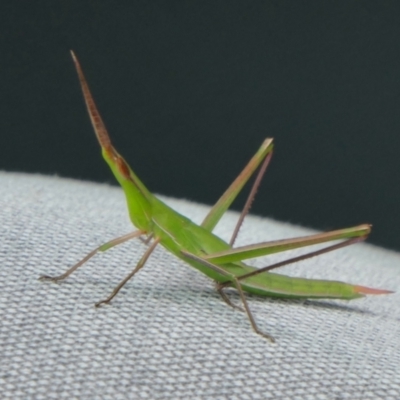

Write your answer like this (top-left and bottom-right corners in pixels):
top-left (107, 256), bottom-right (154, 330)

top-left (0, 172), bottom-right (399, 399)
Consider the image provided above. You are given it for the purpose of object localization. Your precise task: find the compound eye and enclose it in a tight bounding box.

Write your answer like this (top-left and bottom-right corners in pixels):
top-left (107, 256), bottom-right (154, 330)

top-left (116, 156), bottom-right (130, 179)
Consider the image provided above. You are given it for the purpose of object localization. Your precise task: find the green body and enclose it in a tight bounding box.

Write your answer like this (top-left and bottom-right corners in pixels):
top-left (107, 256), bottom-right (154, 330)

top-left (158, 199), bottom-right (364, 299)
top-left (66, 51), bottom-right (391, 312)
top-left (105, 148), bottom-right (362, 300)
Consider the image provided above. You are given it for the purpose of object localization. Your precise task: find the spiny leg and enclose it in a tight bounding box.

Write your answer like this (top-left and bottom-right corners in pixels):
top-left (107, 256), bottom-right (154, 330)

top-left (39, 230), bottom-right (145, 282)
top-left (230, 275), bottom-right (275, 342)
top-left (204, 224), bottom-right (370, 265)
top-left (139, 233), bottom-right (154, 246)
top-left (201, 139), bottom-right (273, 232)
top-left (181, 250), bottom-right (275, 342)
top-left (216, 283), bottom-right (244, 312)
top-left (219, 236), bottom-right (367, 289)
top-left (230, 151), bottom-right (273, 246)
top-left (215, 237), bottom-right (365, 310)
top-left (96, 238), bottom-right (160, 307)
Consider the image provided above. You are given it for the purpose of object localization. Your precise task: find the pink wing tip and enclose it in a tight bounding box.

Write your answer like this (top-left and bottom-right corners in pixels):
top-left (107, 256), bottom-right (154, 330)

top-left (354, 285), bottom-right (394, 295)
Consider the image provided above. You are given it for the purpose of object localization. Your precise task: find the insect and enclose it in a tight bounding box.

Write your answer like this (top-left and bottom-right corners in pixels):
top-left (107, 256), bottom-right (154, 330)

top-left (40, 51), bottom-right (393, 342)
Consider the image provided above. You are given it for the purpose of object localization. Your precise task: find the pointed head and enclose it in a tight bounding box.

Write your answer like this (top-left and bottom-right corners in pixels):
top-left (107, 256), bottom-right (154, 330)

top-left (102, 146), bottom-right (132, 182)
top-left (70, 50), bottom-right (112, 150)
top-left (70, 51), bottom-right (131, 182)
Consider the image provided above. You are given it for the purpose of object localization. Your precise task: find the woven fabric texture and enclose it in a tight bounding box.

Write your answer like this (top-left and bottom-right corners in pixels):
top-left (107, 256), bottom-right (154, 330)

top-left (1, 172), bottom-right (399, 399)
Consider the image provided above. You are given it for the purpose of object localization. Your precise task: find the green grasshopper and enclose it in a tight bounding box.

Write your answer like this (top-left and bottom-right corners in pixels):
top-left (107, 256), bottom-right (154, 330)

top-left (40, 51), bottom-right (392, 342)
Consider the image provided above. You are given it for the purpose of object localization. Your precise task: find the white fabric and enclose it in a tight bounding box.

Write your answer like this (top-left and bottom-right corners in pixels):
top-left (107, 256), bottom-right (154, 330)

top-left (0, 172), bottom-right (399, 399)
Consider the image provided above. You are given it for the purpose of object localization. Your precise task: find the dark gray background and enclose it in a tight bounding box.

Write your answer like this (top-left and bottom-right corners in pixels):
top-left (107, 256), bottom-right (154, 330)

top-left (2, 1), bottom-right (400, 251)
